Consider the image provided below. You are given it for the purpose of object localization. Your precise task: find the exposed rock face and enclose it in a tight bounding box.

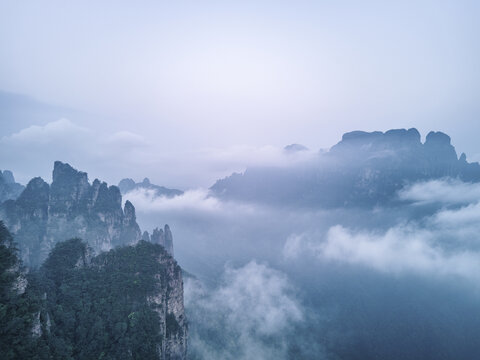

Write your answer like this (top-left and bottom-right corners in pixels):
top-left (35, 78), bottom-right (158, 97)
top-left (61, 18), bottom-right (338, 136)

top-left (148, 246), bottom-right (187, 359)
top-left (211, 128), bottom-right (480, 207)
top-left (0, 161), bottom-right (142, 267)
top-left (118, 177), bottom-right (183, 198)
top-left (0, 169), bottom-right (25, 203)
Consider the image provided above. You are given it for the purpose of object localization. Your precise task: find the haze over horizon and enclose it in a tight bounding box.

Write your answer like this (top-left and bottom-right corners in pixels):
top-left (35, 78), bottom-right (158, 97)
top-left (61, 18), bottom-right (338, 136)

top-left (1, 1), bottom-right (480, 187)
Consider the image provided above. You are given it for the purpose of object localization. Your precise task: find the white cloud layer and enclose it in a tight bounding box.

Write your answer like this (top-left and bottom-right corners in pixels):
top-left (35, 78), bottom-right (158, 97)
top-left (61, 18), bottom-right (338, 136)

top-left (399, 179), bottom-right (480, 205)
top-left (284, 198), bottom-right (480, 282)
top-left (321, 225), bottom-right (480, 279)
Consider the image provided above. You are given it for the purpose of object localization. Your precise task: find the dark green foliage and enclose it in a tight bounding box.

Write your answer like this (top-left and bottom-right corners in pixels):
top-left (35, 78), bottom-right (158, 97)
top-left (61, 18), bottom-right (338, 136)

top-left (38, 240), bottom-right (169, 360)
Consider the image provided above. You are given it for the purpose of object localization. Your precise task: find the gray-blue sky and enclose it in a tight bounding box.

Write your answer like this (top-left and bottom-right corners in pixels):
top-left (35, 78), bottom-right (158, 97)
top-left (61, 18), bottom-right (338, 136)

top-left (1, 0), bottom-right (479, 186)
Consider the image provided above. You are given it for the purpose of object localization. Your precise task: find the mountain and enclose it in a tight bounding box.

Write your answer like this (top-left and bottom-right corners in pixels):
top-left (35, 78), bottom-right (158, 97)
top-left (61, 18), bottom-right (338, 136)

top-left (0, 221), bottom-right (187, 359)
top-left (118, 178), bottom-right (183, 198)
top-left (211, 128), bottom-right (480, 207)
top-left (0, 161), bottom-right (173, 267)
top-left (0, 169), bottom-right (24, 203)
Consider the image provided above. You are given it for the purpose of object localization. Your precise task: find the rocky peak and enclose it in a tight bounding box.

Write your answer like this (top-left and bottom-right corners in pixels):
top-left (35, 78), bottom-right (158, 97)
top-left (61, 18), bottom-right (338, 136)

top-left (52, 161), bottom-right (89, 190)
top-left (211, 128), bottom-right (480, 207)
top-left (118, 178), bottom-right (135, 194)
top-left (164, 224), bottom-right (174, 257)
top-left (384, 128), bottom-right (421, 143)
top-left (0, 162), bottom-right (142, 267)
top-left (142, 230), bottom-right (151, 242)
top-left (16, 177), bottom-right (49, 211)
top-left (333, 128), bottom-right (423, 154)
top-left (0, 169), bottom-right (25, 203)
top-left (142, 177), bottom-right (151, 185)
top-left (123, 200), bottom-right (136, 221)
top-left (424, 131), bottom-right (458, 163)
top-left (1, 170), bottom-right (15, 184)
top-left (425, 131), bottom-right (451, 145)
top-left (148, 225), bottom-right (174, 257)
top-left (151, 227), bottom-right (165, 244)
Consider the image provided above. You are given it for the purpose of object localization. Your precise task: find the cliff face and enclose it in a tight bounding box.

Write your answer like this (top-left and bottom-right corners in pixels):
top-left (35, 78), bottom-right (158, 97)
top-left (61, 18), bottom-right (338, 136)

top-left (0, 161), bottom-right (143, 267)
top-left (147, 244), bottom-right (187, 359)
top-left (211, 129), bottom-right (480, 207)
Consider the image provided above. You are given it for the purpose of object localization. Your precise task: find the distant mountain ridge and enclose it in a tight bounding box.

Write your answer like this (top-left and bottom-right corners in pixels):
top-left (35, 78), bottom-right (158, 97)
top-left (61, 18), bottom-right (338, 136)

top-left (119, 177), bottom-right (183, 198)
top-left (211, 128), bottom-right (480, 207)
top-left (0, 162), bottom-right (175, 267)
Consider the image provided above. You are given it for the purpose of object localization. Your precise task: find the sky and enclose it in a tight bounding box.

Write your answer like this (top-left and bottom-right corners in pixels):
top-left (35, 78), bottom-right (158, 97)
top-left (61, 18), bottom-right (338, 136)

top-left (1, 0), bottom-right (480, 187)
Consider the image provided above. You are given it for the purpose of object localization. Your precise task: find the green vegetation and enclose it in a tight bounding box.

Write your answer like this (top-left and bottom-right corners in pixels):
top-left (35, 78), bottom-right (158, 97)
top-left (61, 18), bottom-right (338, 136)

top-left (0, 221), bottom-right (177, 360)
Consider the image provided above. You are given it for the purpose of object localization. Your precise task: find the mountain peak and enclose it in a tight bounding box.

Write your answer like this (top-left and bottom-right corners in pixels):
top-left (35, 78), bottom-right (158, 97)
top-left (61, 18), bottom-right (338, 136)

top-left (284, 144), bottom-right (309, 153)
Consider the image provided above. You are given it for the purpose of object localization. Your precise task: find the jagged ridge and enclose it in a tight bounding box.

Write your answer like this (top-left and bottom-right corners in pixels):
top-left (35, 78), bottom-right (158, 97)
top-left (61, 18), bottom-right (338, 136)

top-left (0, 162), bottom-right (174, 267)
top-left (211, 128), bottom-right (480, 207)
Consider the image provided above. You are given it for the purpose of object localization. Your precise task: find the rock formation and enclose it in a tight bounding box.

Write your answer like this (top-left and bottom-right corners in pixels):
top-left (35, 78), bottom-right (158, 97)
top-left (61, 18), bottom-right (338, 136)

top-left (0, 162), bottom-right (177, 267)
top-left (147, 225), bottom-right (174, 257)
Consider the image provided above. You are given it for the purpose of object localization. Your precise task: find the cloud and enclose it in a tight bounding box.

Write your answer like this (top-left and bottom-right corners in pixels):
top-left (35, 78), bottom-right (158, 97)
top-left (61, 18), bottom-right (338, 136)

top-left (103, 130), bottom-right (149, 148)
top-left (185, 261), bottom-right (304, 360)
top-left (124, 187), bottom-right (261, 216)
top-left (0, 118), bottom-right (89, 145)
top-left (124, 188), bottom-right (221, 213)
top-left (1, 119), bottom-right (321, 188)
top-left (321, 225), bottom-right (480, 278)
top-left (283, 222), bottom-right (480, 282)
top-left (196, 144), bottom-right (317, 172)
top-left (0, 119), bottom-right (153, 184)
top-left (282, 234), bottom-right (306, 260)
top-left (399, 179), bottom-right (480, 205)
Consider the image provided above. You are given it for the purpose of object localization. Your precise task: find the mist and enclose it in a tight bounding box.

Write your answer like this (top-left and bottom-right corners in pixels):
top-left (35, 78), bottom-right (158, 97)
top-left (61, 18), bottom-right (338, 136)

top-left (2, 1), bottom-right (480, 359)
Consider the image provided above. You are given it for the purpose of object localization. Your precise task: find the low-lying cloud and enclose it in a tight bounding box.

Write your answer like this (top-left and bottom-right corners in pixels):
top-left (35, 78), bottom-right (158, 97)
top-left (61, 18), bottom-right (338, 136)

top-left (321, 225), bottom-right (480, 279)
top-left (185, 261), bottom-right (304, 360)
top-left (283, 182), bottom-right (480, 283)
top-left (399, 179), bottom-right (480, 205)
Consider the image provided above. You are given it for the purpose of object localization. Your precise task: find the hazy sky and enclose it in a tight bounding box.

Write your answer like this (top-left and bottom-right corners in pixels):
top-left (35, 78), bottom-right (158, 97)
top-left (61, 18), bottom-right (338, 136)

top-left (1, 0), bottom-right (479, 186)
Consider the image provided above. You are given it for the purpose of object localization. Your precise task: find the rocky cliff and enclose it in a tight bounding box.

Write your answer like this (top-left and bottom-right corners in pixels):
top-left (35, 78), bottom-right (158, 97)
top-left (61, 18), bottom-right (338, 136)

top-left (0, 162), bottom-right (175, 267)
top-left (211, 128), bottom-right (480, 207)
